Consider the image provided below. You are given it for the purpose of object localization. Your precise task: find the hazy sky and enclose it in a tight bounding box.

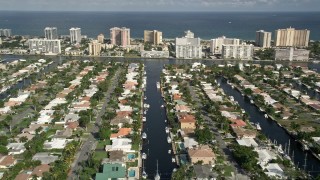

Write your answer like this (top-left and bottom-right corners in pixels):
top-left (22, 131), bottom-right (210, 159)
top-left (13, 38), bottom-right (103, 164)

top-left (0, 0), bottom-right (319, 11)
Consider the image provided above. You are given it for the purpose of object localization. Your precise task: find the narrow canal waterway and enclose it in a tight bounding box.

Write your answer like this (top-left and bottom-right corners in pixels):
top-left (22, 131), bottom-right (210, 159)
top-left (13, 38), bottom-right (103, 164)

top-left (218, 77), bottom-right (320, 177)
top-left (143, 60), bottom-right (176, 179)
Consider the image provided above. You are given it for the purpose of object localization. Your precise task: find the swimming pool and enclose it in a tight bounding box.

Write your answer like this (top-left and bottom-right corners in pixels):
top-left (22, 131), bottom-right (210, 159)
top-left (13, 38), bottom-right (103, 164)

top-left (127, 153), bottom-right (135, 160)
top-left (128, 169), bottom-right (135, 177)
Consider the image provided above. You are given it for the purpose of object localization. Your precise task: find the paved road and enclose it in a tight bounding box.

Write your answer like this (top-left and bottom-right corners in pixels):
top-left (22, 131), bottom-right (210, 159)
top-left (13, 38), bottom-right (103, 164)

top-left (68, 68), bottom-right (123, 179)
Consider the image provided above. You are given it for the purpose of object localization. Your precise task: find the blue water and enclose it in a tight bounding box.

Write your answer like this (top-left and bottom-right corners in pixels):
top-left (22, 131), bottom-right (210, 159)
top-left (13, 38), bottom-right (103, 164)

top-left (128, 169), bottom-right (135, 177)
top-left (0, 11), bottom-right (320, 40)
top-left (127, 153), bottom-right (135, 160)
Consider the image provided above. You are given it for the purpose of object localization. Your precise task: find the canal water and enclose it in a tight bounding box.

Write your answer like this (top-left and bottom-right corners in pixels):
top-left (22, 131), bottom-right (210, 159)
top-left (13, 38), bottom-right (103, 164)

top-left (142, 59), bottom-right (177, 179)
top-left (218, 77), bottom-right (320, 177)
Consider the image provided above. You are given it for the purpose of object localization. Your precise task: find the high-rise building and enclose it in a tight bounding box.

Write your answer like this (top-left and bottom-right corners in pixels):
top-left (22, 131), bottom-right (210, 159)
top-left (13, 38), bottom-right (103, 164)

top-left (88, 40), bottom-right (102, 56)
top-left (97, 34), bottom-right (105, 44)
top-left (175, 30), bottom-right (202, 59)
top-left (0, 29), bottom-right (12, 37)
top-left (110, 27), bottom-right (130, 47)
top-left (275, 48), bottom-right (309, 61)
top-left (210, 36), bottom-right (240, 54)
top-left (275, 27), bottom-right (310, 47)
top-left (44, 27), bottom-right (58, 40)
top-left (69, 27), bottom-right (82, 44)
top-left (144, 30), bottom-right (163, 45)
top-left (222, 43), bottom-right (254, 60)
top-left (256, 30), bottom-right (272, 48)
top-left (28, 39), bottom-right (61, 54)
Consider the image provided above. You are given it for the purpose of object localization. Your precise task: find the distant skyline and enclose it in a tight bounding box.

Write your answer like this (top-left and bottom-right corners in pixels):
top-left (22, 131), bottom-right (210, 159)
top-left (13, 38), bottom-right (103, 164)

top-left (0, 0), bottom-right (320, 12)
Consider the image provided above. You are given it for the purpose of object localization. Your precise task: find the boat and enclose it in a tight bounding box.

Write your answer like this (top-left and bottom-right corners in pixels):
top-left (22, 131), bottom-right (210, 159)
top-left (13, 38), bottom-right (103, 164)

top-left (172, 157), bottom-right (175, 163)
top-left (256, 123), bottom-right (262, 131)
top-left (156, 82), bottom-right (160, 89)
top-left (144, 110), bottom-right (147, 115)
top-left (165, 127), bottom-right (169, 133)
top-left (161, 105), bottom-right (164, 108)
top-left (142, 170), bottom-right (148, 179)
top-left (155, 160), bottom-right (160, 180)
top-left (168, 150), bottom-right (171, 154)
top-left (144, 104), bottom-right (150, 108)
top-left (167, 136), bottom-right (172, 143)
top-left (142, 132), bottom-right (147, 139)
top-left (142, 117), bottom-right (146, 122)
top-left (231, 85), bottom-right (235, 89)
top-left (250, 100), bottom-right (254, 104)
top-left (264, 114), bottom-right (268, 118)
top-left (277, 145), bottom-right (284, 154)
top-left (164, 119), bottom-right (167, 123)
top-left (144, 96), bottom-right (147, 100)
top-left (142, 152), bottom-right (147, 159)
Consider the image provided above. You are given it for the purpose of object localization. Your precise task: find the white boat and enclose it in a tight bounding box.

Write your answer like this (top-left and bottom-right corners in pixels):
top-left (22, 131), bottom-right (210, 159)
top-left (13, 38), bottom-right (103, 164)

top-left (144, 96), bottom-right (147, 100)
top-left (165, 127), bottom-right (169, 133)
top-left (172, 158), bottom-right (175, 163)
top-left (264, 114), bottom-right (268, 118)
top-left (168, 150), bottom-right (171, 154)
top-left (144, 110), bottom-right (147, 115)
top-left (167, 136), bottom-right (172, 143)
top-left (156, 82), bottom-right (160, 89)
top-left (142, 152), bottom-right (147, 159)
top-left (142, 117), bottom-right (146, 122)
top-left (142, 170), bottom-right (148, 179)
top-left (142, 132), bottom-right (147, 139)
top-left (277, 145), bottom-right (284, 154)
top-left (155, 160), bottom-right (160, 180)
top-left (161, 105), bottom-right (164, 108)
top-left (164, 119), bottom-right (167, 123)
top-left (256, 123), bottom-right (262, 131)
top-left (250, 100), bottom-right (254, 104)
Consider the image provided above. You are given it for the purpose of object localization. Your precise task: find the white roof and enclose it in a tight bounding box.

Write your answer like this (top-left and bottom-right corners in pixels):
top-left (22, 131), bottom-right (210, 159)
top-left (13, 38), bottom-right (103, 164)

top-left (236, 138), bottom-right (258, 147)
top-left (183, 137), bottom-right (199, 149)
top-left (263, 163), bottom-right (285, 178)
top-left (44, 138), bottom-right (73, 149)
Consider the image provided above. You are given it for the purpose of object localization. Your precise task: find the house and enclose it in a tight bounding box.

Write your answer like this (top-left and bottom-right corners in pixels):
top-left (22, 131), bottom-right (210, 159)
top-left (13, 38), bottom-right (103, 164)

top-left (105, 138), bottom-right (133, 153)
top-left (65, 121), bottom-right (79, 130)
top-left (193, 164), bottom-right (217, 180)
top-left (175, 104), bottom-right (191, 112)
top-left (64, 113), bottom-right (80, 123)
top-left (110, 128), bottom-right (132, 139)
top-left (188, 145), bottom-right (215, 165)
top-left (54, 128), bottom-right (73, 138)
top-left (32, 153), bottom-right (59, 164)
top-left (6, 143), bottom-right (26, 155)
top-left (95, 163), bottom-right (127, 180)
top-left (231, 127), bottom-right (257, 139)
top-left (43, 138), bottom-right (73, 150)
top-left (255, 149), bottom-right (277, 166)
top-left (0, 155), bottom-right (16, 168)
top-left (183, 137), bottom-right (199, 149)
top-left (110, 116), bottom-right (132, 128)
top-left (261, 163), bottom-right (285, 179)
top-left (178, 114), bottom-right (196, 130)
top-left (236, 138), bottom-right (258, 147)
top-left (32, 164), bottom-right (50, 178)
top-left (15, 133), bottom-right (34, 142)
top-left (230, 119), bottom-right (247, 128)
top-left (102, 151), bottom-right (126, 163)
top-left (22, 124), bottom-right (47, 135)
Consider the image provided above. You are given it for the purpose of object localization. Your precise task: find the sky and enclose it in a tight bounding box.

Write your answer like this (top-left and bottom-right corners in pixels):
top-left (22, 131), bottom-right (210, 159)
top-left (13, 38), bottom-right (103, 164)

top-left (0, 0), bottom-right (319, 11)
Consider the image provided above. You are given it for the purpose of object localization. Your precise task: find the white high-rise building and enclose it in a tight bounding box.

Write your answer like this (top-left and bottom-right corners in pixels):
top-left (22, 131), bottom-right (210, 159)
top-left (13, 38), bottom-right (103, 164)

top-left (44, 27), bottom-right (58, 40)
top-left (210, 36), bottom-right (240, 54)
top-left (28, 39), bottom-right (61, 54)
top-left (256, 30), bottom-right (272, 48)
top-left (70, 27), bottom-right (82, 44)
top-left (175, 30), bottom-right (202, 59)
top-left (222, 43), bottom-right (254, 60)
top-left (0, 29), bottom-right (12, 37)
top-left (275, 27), bottom-right (310, 47)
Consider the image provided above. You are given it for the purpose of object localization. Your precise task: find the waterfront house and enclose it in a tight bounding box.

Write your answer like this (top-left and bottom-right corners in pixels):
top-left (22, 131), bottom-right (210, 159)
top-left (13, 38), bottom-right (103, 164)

top-left (188, 145), bottom-right (216, 165)
top-left (183, 137), bottom-right (199, 149)
top-left (0, 155), bottom-right (16, 169)
top-left (178, 113), bottom-right (196, 130)
top-left (231, 127), bottom-right (257, 139)
top-left (255, 149), bottom-right (277, 166)
top-left (236, 138), bottom-right (258, 147)
top-left (95, 163), bottom-right (126, 180)
top-left (110, 116), bottom-right (133, 128)
top-left (110, 128), bottom-right (132, 139)
top-left (261, 163), bottom-right (285, 179)
top-left (229, 119), bottom-right (247, 128)
top-left (103, 150), bottom-right (126, 163)
top-left (105, 138), bottom-right (133, 153)
top-left (175, 104), bottom-right (192, 113)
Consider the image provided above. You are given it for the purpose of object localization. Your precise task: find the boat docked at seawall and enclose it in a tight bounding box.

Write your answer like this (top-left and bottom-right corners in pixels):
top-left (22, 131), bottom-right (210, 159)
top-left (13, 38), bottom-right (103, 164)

top-left (167, 136), bottom-right (172, 143)
top-left (156, 82), bottom-right (160, 89)
top-left (142, 117), bottom-right (146, 122)
top-left (155, 160), bottom-right (161, 180)
top-left (142, 152), bottom-right (147, 159)
top-left (256, 123), bottom-right (262, 131)
top-left (165, 127), bottom-right (169, 134)
top-left (142, 132), bottom-right (147, 139)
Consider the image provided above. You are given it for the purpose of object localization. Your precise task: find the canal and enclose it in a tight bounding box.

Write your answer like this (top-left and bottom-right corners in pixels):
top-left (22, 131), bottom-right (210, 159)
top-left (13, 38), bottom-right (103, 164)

top-left (142, 59), bottom-right (177, 179)
top-left (218, 77), bottom-right (320, 177)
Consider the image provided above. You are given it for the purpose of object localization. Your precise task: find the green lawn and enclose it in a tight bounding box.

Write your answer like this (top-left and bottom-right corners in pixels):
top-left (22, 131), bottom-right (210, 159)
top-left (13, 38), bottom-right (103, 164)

top-left (222, 165), bottom-right (234, 177)
top-left (126, 160), bottom-right (138, 167)
top-left (96, 140), bottom-right (111, 150)
top-left (93, 151), bottom-right (108, 161)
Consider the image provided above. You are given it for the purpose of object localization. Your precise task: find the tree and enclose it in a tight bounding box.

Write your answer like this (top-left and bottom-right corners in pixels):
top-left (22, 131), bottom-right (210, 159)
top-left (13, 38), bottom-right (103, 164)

top-left (0, 136), bottom-right (8, 146)
top-left (195, 127), bottom-right (213, 144)
top-left (231, 144), bottom-right (258, 171)
top-left (0, 145), bottom-right (8, 154)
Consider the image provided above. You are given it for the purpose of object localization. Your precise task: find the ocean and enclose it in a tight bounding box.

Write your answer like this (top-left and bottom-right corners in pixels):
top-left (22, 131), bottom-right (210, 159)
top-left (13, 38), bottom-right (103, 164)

top-left (0, 11), bottom-right (320, 40)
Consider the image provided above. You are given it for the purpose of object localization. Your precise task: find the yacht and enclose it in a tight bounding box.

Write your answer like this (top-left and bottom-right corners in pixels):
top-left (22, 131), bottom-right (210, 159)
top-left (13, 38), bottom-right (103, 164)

top-left (161, 105), bottom-right (164, 108)
top-left (156, 82), bottom-right (160, 89)
top-left (256, 123), bottom-right (262, 131)
top-left (277, 145), bottom-right (284, 154)
top-left (165, 127), bottom-right (169, 134)
top-left (264, 114), bottom-right (268, 118)
top-left (142, 152), bottom-right (147, 159)
top-left (168, 150), bottom-right (171, 154)
top-left (142, 117), bottom-right (146, 122)
top-left (144, 104), bottom-right (150, 108)
top-left (155, 160), bottom-right (160, 180)
top-left (142, 132), bottom-right (147, 139)
top-left (142, 170), bottom-right (148, 179)
top-left (144, 110), bottom-right (147, 115)
top-left (250, 100), bottom-right (254, 104)
top-left (167, 136), bottom-right (172, 143)
top-left (172, 157), bottom-right (176, 163)
top-left (144, 96), bottom-right (147, 100)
